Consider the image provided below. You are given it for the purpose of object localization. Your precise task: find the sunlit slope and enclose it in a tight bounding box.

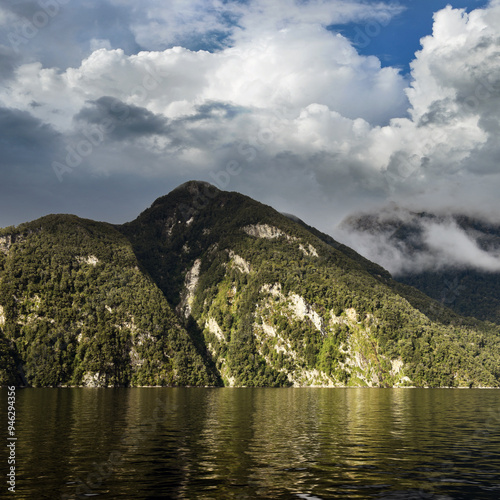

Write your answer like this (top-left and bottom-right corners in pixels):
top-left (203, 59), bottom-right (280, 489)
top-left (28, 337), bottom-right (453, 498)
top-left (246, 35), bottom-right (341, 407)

top-left (121, 181), bottom-right (500, 387)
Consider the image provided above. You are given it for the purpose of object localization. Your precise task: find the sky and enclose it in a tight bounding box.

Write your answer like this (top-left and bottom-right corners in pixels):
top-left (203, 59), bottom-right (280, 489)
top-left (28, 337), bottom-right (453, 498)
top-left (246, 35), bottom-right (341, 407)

top-left (0, 0), bottom-right (499, 251)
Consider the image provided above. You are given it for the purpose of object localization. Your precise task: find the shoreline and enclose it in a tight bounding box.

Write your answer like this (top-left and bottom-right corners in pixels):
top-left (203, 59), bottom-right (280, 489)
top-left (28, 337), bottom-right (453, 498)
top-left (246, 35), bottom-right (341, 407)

top-left (2, 385), bottom-right (500, 389)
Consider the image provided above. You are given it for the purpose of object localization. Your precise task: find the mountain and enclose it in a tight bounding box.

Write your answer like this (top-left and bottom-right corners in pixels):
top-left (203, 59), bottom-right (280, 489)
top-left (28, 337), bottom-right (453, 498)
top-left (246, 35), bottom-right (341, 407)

top-left (1, 181), bottom-right (500, 388)
top-left (0, 214), bottom-right (218, 387)
top-left (341, 209), bottom-right (500, 324)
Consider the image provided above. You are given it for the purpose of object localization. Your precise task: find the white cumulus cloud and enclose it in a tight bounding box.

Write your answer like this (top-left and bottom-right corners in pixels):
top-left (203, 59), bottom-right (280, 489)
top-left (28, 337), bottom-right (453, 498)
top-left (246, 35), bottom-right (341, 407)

top-left (1, 0), bottom-right (500, 237)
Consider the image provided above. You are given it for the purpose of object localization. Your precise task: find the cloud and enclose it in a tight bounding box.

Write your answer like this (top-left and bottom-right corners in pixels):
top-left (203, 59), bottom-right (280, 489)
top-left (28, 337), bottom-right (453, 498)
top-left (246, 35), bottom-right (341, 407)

top-left (0, 0), bottom-right (140, 71)
top-left (75, 96), bottom-right (170, 141)
top-left (337, 207), bottom-right (500, 275)
top-left (424, 221), bottom-right (500, 272)
top-left (0, 106), bottom-right (61, 167)
top-left (0, 44), bottom-right (17, 82)
top-left (1, 0), bottom-right (500, 241)
top-left (1, 26), bottom-right (408, 129)
top-left (0, 6), bottom-right (409, 185)
top-left (117, 0), bottom-right (404, 52)
top-left (0, 106), bottom-right (66, 224)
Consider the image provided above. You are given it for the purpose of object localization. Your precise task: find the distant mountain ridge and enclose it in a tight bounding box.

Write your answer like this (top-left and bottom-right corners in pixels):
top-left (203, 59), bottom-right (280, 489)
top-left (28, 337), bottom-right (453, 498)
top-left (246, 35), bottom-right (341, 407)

top-left (1, 181), bottom-right (500, 387)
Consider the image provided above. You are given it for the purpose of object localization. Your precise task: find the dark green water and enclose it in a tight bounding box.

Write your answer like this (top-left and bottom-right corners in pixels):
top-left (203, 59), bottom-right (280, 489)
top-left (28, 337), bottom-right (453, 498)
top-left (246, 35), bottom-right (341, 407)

top-left (1, 388), bottom-right (500, 499)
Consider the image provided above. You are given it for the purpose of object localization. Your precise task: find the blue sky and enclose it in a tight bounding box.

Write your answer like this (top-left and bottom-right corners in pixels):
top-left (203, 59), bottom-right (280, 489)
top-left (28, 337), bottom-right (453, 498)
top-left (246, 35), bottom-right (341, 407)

top-left (334, 0), bottom-right (490, 71)
top-left (0, 0), bottom-right (499, 247)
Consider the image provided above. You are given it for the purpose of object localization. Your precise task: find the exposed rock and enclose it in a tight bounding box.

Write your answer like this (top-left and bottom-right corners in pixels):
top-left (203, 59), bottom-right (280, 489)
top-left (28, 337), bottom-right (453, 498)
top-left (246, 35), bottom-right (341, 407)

top-left (0, 235), bottom-right (13, 254)
top-left (81, 372), bottom-right (107, 387)
top-left (224, 374), bottom-right (237, 387)
top-left (178, 259), bottom-right (201, 318)
top-left (0, 234), bottom-right (27, 255)
top-left (129, 347), bottom-right (144, 367)
top-left (288, 293), bottom-right (324, 334)
top-left (260, 283), bottom-right (282, 296)
top-left (228, 250), bottom-right (251, 273)
top-left (76, 255), bottom-right (99, 266)
top-left (298, 243), bottom-right (319, 257)
top-left (396, 376), bottom-right (413, 385)
top-left (260, 284), bottom-right (324, 334)
top-left (291, 368), bottom-right (336, 387)
top-left (205, 317), bottom-right (224, 342)
top-left (164, 216), bottom-right (176, 236)
top-left (261, 321), bottom-right (277, 338)
top-left (329, 312), bottom-right (344, 325)
top-left (390, 359), bottom-right (404, 376)
top-left (243, 224), bottom-right (296, 241)
top-left (345, 307), bottom-right (359, 323)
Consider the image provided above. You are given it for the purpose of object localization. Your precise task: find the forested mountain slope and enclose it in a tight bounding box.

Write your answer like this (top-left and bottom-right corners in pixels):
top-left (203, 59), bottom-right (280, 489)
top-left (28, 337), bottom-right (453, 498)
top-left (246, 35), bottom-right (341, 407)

top-left (0, 214), bottom-right (218, 387)
top-left (1, 181), bottom-right (500, 387)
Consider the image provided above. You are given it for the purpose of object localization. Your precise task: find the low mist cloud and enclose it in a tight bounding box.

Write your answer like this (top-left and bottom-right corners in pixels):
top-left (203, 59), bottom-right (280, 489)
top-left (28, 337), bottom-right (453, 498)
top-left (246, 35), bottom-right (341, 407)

top-left (338, 208), bottom-right (500, 276)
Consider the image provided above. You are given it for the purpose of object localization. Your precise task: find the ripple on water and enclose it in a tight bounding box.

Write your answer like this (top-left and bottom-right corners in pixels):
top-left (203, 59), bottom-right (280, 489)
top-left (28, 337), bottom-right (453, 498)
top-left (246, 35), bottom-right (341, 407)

top-left (1, 387), bottom-right (499, 499)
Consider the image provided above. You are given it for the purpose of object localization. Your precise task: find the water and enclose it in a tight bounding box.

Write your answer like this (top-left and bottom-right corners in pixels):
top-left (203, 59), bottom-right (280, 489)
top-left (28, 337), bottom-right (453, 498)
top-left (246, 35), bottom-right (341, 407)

top-left (2, 388), bottom-right (500, 499)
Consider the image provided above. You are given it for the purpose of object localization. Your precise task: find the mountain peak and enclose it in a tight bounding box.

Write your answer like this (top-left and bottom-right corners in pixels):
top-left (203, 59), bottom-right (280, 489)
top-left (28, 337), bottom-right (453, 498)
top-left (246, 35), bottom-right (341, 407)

top-left (171, 180), bottom-right (220, 196)
top-left (130, 181), bottom-right (223, 224)
top-left (146, 180), bottom-right (221, 213)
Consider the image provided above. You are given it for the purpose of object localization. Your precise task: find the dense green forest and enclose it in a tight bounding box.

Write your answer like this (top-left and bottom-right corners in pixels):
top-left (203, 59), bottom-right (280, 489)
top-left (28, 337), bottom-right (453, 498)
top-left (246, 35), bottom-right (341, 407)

top-left (1, 181), bottom-right (500, 387)
top-left (0, 214), bottom-right (218, 387)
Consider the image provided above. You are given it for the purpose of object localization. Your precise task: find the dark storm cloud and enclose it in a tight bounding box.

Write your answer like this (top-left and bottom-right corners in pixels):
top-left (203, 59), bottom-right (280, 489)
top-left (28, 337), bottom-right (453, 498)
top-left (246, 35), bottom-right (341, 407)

top-left (0, 0), bottom-right (139, 70)
top-left (0, 106), bottom-right (66, 226)
top-left (74, 98), bottom-right (247, 151)
top-left (0, 45), bottom-right (17, 81)
top-left (0, 102), bottom-right (179, 227)
top-left (74, 96), bottom-right (169, 141)
top-left (0, 106), bottom-right (61, 166)
top-left (186, 101), bottom-right (248, 121)
top-left (3, 0), bottom-right (47, 19)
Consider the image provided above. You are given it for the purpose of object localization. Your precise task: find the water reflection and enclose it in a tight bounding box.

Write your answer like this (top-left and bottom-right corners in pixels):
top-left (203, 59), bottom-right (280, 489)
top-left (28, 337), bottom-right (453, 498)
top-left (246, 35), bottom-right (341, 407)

top-left (1, 388), bottom-right (499, 499)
